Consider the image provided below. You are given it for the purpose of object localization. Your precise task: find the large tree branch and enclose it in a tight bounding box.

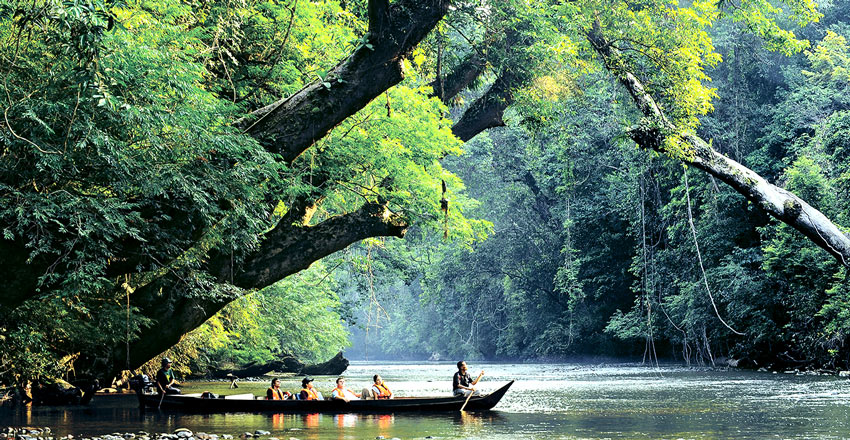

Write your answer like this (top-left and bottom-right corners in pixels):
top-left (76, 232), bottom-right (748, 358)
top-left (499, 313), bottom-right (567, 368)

top-left (587, 22), bottom-right (850, 267)
top-left (108, 202), bottom-right (407, 374)
top-left (451, 70), bottom-right (519, 142)
top-left (430, 51), bottom-right (487, 104)
top-left (224, 202), bottom-right (407, 289)
top-left (236, 0), bottom-right (449, 164)
top-left (368, 0), bottom-right (391, 37)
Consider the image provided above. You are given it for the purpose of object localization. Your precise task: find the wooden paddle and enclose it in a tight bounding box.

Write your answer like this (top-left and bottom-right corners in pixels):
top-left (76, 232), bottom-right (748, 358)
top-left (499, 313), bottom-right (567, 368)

top-left (459, 389), bottom-right (475, 412)
top-left (459, 370), bottom-right (484, 412)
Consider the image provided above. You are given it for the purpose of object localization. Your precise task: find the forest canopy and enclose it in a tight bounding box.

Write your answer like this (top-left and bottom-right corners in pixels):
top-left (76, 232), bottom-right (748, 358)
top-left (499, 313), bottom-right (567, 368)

top-left (2, 0), bottom-right (849, 386)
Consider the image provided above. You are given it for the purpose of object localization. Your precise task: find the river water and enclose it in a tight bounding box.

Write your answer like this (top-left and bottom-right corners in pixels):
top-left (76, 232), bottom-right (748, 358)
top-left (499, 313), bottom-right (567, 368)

top-left (3, 361), bottom-right (850, 439)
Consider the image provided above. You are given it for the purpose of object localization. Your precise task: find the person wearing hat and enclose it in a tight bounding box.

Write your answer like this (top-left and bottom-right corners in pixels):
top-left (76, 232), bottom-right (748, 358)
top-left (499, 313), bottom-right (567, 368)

top-left (299, 377), bottom-right (320, 400)
top-left (156, 357), bottom-right (181, 395)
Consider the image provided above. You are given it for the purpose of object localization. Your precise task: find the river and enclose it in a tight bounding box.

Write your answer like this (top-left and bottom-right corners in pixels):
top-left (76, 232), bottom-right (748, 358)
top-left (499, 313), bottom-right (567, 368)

top-left (3, 361), bottom-right (850, 439)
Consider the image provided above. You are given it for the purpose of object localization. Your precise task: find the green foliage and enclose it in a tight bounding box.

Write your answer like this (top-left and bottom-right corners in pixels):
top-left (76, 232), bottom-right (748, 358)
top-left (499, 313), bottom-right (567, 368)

top-left (0, 0), bottom-right (478, 382)
top-left (160, 263), bottom-right (350, 374)
top-left (4, 0), bottom-right (850, 383)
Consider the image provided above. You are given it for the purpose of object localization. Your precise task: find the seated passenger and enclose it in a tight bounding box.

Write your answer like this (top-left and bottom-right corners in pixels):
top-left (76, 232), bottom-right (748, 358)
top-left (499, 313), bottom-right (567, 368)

top-left (299, 377), bottom-right (320, 400)
top-left (361, 374), bottom-right (393, 400)
top-left (266, 378), bottom-right (292, 400)
top-left (330, 377), bottom-right (360, 402)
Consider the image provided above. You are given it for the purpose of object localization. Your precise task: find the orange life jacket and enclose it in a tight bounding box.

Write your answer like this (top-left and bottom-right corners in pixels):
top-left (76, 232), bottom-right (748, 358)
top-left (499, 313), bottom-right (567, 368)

top-left (373, 383), bottom-right (391, 398)
top-left (301, 387), bottom-right (319, 400)
top-left (268, 387), bottom-right (286, 400)
top-left (332, 387), bottom-right (357, 400)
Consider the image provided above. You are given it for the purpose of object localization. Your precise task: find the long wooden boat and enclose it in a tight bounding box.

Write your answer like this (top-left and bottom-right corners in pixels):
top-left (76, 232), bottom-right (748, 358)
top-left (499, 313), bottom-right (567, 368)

top-left (138, 381), bottom-right (513, 413)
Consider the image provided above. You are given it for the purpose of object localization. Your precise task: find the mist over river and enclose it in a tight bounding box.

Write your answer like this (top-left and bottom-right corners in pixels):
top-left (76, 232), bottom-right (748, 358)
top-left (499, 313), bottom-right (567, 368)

top-left (3, 361), bottom-right (850, 439)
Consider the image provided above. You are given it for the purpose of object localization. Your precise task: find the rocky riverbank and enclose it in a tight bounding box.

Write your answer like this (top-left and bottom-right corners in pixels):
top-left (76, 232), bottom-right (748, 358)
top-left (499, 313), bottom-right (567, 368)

top-left (1, 427), bottom-right (408, 440)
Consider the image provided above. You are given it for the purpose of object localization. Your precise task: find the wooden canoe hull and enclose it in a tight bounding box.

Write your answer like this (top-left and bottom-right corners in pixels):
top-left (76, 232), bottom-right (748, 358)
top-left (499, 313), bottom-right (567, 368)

top-left (139, 381), bottom-right (513, 413)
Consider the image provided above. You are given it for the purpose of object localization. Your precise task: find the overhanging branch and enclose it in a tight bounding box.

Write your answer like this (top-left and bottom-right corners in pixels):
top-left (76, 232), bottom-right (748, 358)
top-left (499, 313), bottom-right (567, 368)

top-left (235, 0), bottom-right (450, 164)
top-left (587, 21), bottom-right (850, 267)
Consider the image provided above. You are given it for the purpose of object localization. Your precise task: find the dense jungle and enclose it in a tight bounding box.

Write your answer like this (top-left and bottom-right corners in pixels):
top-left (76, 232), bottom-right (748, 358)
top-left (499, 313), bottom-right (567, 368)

top-left (2, 0), bottom-right (850, 389)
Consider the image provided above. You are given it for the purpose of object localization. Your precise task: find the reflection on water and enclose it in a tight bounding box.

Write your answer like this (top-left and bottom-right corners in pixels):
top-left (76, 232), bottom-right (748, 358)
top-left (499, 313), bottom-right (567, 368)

top-left (3, 362), bottom-right (850, 439)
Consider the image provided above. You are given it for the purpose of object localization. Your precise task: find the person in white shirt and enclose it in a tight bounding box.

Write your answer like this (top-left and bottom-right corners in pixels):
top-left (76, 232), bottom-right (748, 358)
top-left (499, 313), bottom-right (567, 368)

top-left (330, 377), bottom-right (360, 402)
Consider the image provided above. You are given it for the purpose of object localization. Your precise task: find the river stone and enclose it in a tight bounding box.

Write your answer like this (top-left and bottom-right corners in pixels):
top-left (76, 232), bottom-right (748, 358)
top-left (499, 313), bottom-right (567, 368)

top-left (176, 433), bottom-right (193, 439)
top-left (221, 436), bottom-right (233, 439)
top-left (253, 431), bottom-right (269, 437)
top-left (839, 371), bottom-right (850, 377)
top-left (239, 433), bottom-right (252, 439)
top-left (194, 434), bottom-right (209, 440)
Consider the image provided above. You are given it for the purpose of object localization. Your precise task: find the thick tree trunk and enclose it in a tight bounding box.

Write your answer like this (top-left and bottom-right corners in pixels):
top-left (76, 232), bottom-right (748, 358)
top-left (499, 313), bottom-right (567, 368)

top-left (300, 352), bottom-right (350, 376)
top-left (206, 351), bottom-right (348, 378)
top-left (587, 22), bottom-right (850, 266)
top-left (207, 355), bottom-right (304, 378)
top-left (236, 0), bottom-right (450, 164)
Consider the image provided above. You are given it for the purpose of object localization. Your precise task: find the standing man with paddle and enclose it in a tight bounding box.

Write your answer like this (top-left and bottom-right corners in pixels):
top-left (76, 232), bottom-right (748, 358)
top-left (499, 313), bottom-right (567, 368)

top-left (453, 361), bottom-right (484, 397)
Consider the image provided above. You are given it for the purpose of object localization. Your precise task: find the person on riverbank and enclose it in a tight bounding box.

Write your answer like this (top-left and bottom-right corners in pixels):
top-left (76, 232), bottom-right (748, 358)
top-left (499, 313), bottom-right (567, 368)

top-left (452, 361), bottom-right (483, 397)
top-left (299, 377), bottom-right (321, 400)
top-left (361, 374), bottom-right (393, 399)
top-left (156, 357), bottom-right (181, 395)
top-left (330, 377), bottom-right (360, 402)
top-left (266, 378), bottom-right (291, 400)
